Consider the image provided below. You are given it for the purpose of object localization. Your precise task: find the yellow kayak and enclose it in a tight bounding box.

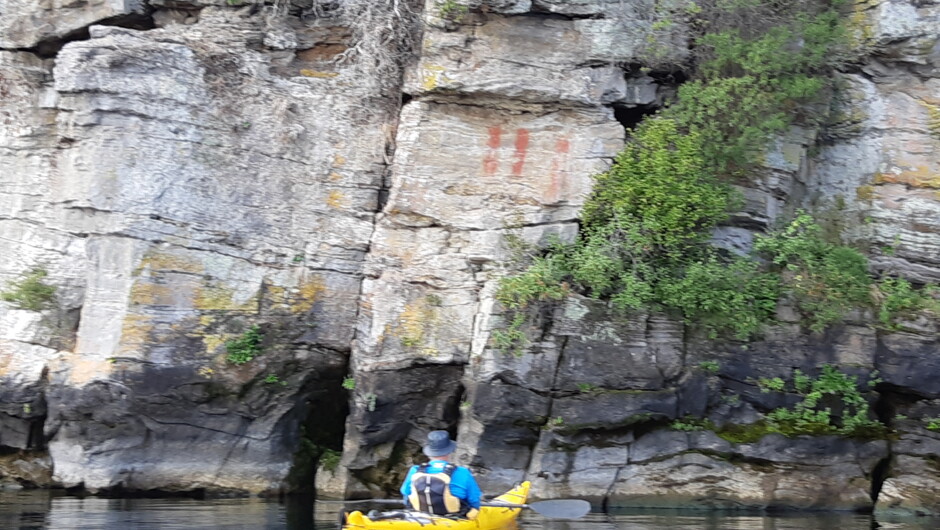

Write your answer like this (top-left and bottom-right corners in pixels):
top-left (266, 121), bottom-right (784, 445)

top-left (343, 481), bottom-right (531, 530)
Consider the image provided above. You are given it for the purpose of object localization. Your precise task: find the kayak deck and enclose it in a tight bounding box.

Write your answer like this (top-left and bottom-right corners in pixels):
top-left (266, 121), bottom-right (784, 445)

top-left (343, 481), bottom-right (531, 530)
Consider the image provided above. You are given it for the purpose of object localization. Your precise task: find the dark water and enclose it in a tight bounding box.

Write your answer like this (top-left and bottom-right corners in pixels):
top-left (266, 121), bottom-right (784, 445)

top-left (1, 491), bottom-right (937, 529)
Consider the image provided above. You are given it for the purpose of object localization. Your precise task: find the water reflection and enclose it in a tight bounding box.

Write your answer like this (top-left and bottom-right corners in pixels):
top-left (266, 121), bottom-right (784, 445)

top-left (1, 490), bottom-right (938, 529)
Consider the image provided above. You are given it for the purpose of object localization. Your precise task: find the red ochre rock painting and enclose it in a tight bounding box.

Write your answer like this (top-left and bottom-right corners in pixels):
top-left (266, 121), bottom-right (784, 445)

top-left (480, 128), bottom-right (573, 202)
top-left (545, 136), bottom-right (571, 204)
top-left (512, 128), bottom-right (530, 177)
top-left (483, 126), bottom-right (501, 176)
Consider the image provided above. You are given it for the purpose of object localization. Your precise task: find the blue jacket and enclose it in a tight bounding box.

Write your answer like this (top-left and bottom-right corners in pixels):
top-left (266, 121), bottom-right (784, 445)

top-left (400, 460), bottom-right (482, 509)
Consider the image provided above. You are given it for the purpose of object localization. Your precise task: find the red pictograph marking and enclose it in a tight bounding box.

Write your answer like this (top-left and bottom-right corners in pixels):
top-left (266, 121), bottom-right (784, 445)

top-left (546, 136), bottom-right (571, 203)
top-left (511, 128), bottom-right (530, 176)
top-left (482, 126), bottom-right (502, 176)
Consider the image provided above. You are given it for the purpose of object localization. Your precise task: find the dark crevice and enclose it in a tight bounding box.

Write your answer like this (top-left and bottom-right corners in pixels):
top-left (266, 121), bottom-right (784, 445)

top-left (522, 8), bottom-right (605, 21)
top-left (286, 367), bottom-right (349, 493)
top-left (24, 12), bottom-right (156, 58)
top-left (870, 455), bottom-right (891, 504)
top-left (646, 68), bottom-right (689, 85)
top-left (444, 382), bottom-right (466, 435)
top-left (612, 103), bottom-right (659, 130)
top-left (869, 386), bottom-right (907, 505)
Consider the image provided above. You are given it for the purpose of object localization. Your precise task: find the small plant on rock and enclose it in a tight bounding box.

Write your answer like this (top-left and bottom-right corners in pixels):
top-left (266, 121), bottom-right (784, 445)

top-left (1, 268), bottom-right (57, 311)
top-left (925, 418), bottom-right (940, 433)
top-left (225, 325), bottom-right (264, 365)
top-left (436, 0), bottom-right (468, 21)
top-left (698, 361), bottom-right (720, 374)
top-left (320, 448), bottom-right (342, 472)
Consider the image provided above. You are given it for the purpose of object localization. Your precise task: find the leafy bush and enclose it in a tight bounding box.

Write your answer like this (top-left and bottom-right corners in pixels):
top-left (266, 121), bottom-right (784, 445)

top-left (225, 325), bottom-right (264, 365)
top-left (658, 254), bottom-right (780, 339)
top-left (495, 0), bottom-right (937, 340)
top-left (1, 268), bottom-right (57, 311)
top-left (754, 213), bottom-right (872, 332)
top-left (582, 119), bottom-right (732, 253)
top-left (490, 312), bottom-right (528, 356)
top-left (764, 365), bottom-right (885, 437)
top-left (494, 0), bottom-right (853, 342)
top-left (876, 277), bottom-right (939, 328)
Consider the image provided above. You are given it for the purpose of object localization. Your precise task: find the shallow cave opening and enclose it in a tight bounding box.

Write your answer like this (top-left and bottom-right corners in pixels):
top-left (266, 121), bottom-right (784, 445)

top-left (612, 103), bottom-right (659, 130)
top-left (868, 385), bottom-right (915, 504)
top-left (286, 371), bottom-right (350, 495)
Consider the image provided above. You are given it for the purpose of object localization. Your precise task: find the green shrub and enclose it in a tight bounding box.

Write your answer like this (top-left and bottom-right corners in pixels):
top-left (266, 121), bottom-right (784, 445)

top-left (225, 325), bottom-right (264, 365)
top-left (763, 365), bottom-right (885, 437)
top-left (876, 277), bottom-right (939, 328)
top-left (754, 213), bottom-right (872, 332)
top-left (658, 254), bottom-right (780, 339)
top-left (1, 268), bottom-right (57, 311)
top-left (490, 312), bottom-right (528, 356)
top-left (493, 0), bottom-right (908, 340)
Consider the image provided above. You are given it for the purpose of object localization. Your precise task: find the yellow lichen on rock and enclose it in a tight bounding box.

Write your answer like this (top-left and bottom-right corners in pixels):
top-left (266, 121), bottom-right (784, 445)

top-left (856, 185), bottom-right (876, 201)
top-left (918, 100), bottom-right (940, 137)
top-left (202, 333), bottom-right (228, 355)
top-left (390, 296), bottom-right (439, 349)
top-left (326, 190), bottom-right (347, 209)
top-left (291, 277), bottom-right (326, 314)
top-left (874, 167), bottom-right (940, 189)
top-left (195, 284), bottom-right (244, 311)
top-left (420, 64), bottom-right (452, 91)
top-left (129, 282), bottom-right (177, 306)
top-left (847, 0), bottom-right (875, 49)
top-left (135, 251), bottom-right (204, 276)
top-left (118, 313), bottom-right (154, 356)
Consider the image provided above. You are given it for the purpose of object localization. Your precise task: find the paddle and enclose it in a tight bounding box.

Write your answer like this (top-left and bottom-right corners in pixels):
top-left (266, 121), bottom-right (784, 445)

top-left (318, 498), bottom-right (591, 519)
top-left (483, 499), bottom-right (591, 519)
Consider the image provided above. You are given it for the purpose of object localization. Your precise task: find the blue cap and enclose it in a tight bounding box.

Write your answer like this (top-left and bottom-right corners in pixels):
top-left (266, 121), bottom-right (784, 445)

top-left (423, 430), bottom-right (457, 457)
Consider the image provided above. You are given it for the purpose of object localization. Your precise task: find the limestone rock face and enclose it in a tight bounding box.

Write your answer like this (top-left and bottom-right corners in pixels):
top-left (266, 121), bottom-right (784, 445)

top-left (2, 0), bottom-right (940, 513)
top-left (1, 6), bottom-right (389, 493)
top-left (0, 0), bottom-right (147, 49)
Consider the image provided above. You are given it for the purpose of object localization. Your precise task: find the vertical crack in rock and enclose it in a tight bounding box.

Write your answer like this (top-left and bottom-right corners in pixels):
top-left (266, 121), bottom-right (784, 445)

top-left (288, 368), bottom-right (349, 492)
top-left (869, 385), bottom-right (904, 505)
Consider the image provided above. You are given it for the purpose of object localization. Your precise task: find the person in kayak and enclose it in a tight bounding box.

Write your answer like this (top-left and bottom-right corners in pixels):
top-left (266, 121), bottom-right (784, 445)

top-left (400, 430), bottom-right (482, 518)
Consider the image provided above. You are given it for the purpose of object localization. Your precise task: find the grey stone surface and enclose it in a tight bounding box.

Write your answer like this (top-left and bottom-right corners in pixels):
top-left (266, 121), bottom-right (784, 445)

top-left (0, 0), bottom-right (940, 512)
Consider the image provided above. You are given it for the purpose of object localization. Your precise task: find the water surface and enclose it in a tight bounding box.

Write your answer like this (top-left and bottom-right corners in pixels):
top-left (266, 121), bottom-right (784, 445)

top-left (1, 491), bottom-right (936, 529)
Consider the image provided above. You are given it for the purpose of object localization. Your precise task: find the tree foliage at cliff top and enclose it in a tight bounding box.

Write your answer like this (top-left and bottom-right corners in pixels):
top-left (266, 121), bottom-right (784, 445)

top-left (495, 0), bottom-right (936, 344)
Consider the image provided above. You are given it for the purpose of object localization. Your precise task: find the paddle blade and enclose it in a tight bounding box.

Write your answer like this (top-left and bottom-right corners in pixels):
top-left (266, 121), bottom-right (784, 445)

top-left (527, 499), bottom-right (591, 519)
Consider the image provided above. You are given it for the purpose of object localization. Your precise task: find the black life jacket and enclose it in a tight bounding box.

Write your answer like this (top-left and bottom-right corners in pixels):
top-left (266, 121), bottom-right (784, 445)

top-left (407, 463), bottom-right (463, 515)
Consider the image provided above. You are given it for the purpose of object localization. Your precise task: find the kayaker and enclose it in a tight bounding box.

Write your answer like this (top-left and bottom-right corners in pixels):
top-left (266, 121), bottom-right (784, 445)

top-left (400, 430), bottom-right (482, 518)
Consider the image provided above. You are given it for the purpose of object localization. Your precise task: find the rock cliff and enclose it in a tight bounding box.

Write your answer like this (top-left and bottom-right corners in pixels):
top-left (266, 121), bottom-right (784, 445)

top-left (1, 0), bottom-right (940, 517)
